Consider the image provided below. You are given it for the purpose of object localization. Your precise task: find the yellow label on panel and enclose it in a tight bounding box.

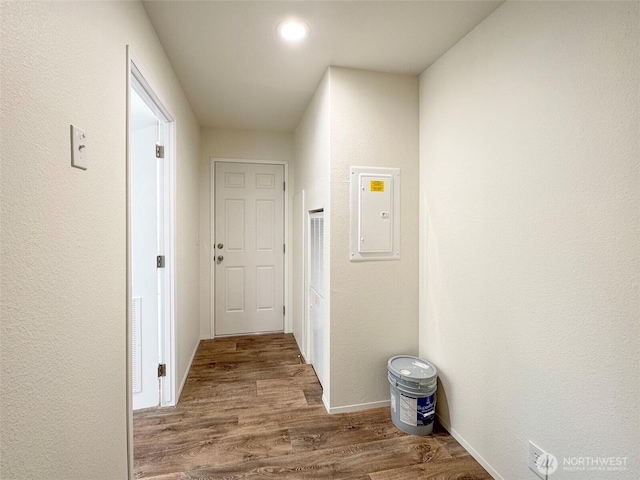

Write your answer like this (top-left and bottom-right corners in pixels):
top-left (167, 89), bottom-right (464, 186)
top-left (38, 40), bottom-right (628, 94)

top-left (370, 180), bottom-right (385, 192)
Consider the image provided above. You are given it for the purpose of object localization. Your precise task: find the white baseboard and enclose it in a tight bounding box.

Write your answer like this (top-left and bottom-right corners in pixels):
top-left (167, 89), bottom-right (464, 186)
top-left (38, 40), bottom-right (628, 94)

top-left (322, 394), bottom-right (330, 413)
top-left (176, 340), bottom-right (200, 403)
top-left (324, 398), bottom-right (391, 415)
top-left (436, 414), bottom-right (504, 480)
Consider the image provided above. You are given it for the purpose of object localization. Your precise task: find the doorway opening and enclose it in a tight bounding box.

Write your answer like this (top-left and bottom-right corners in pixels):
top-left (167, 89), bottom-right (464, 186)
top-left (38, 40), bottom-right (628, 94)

top-left (126, 47), bottom-right (177, 474)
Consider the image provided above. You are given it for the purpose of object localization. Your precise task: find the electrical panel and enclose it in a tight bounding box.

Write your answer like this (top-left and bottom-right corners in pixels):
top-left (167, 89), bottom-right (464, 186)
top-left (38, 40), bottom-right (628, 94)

top-left (349, 166), bottom-right (400, 262)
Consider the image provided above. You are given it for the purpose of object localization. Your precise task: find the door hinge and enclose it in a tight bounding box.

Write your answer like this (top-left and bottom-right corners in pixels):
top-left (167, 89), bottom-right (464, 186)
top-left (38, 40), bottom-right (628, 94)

top-left (283, 305), bottom-right (286, 316)
top-left (283, 181), bottom-right (286, 191)
top-left (155, 145), bottom-right (165, 158)
top-left (157, 255), bottom-right (165, 268)
top-left (158, 363), bottom-right (166, 377)
top-left (283, 243), bottom-right (286, 253)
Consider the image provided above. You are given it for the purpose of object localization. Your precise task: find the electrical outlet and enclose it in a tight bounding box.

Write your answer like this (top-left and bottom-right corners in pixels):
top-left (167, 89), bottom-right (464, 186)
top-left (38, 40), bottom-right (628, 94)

top-left (529, 441), bottom-right (553, 479)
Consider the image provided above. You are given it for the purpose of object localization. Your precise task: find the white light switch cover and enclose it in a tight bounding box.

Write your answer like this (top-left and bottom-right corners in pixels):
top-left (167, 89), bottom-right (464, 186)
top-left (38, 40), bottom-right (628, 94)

top-left (70, 125), bottom-right (87, 170)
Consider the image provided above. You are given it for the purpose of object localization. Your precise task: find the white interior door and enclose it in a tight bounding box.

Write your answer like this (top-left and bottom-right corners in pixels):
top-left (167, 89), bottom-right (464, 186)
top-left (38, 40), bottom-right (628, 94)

top-left (214, 162), bottom-right (284, 336)
top-left (131, 88), bottom-right (162, 410)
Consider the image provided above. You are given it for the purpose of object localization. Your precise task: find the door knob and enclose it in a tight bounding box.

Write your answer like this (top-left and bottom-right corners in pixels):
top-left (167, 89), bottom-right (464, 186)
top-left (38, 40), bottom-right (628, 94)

top-left (217, 243), bottom-right (224, 249)
top-left (216, 255), bottom-right (224, 263)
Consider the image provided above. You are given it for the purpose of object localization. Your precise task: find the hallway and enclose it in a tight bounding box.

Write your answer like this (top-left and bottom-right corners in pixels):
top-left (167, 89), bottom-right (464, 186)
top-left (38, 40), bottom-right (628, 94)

top-left (133, 334), bottom-right (491, 479)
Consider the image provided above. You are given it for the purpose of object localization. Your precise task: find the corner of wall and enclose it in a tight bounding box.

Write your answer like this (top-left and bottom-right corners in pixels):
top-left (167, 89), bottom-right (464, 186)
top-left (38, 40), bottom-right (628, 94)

top-left (327, 67), bottom-right (420, 410)
top-left (418, 2), bottom-right (640, 479)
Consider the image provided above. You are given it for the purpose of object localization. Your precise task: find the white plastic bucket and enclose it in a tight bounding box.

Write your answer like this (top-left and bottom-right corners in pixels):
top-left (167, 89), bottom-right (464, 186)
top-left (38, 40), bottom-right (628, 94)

top-left (387, 355), bottom-right (438, 435)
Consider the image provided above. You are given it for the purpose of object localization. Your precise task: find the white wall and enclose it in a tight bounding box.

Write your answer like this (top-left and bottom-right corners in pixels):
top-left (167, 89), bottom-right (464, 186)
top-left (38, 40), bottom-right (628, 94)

top-left (0, 1), bottom-right (200, 478)
top-left (293, 68), bottom-right (419, 411)
top-left (199, 128), bottom-right (295, 339)
top-left (419, 2), bottom-right (639, 479)
top-left (328, 67), bottom-right (419, 410)
top-left (293, 71), bottom-right (332, 376)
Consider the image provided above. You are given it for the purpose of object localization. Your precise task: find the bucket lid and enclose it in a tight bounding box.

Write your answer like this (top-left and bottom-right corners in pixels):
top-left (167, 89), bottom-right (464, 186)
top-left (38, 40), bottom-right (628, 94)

top-left (388, 355), bottom-right (437, 383)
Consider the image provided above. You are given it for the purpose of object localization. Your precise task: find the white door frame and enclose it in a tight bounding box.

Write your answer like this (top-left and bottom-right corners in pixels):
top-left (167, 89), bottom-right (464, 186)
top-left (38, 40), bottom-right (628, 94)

top-left (126, 46), bottom-right (177, 477)
top-left (210, 158), bottom-right (290, 337)
top-left (297, 190), bottom-right (309, 360)
top-left (307, 209), bottom-right (326, 387)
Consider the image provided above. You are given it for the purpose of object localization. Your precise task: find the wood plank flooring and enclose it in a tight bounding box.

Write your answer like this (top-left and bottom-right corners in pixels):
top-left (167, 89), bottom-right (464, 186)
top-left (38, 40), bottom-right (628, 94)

top-left (133, 333), bottom-right (492, 480)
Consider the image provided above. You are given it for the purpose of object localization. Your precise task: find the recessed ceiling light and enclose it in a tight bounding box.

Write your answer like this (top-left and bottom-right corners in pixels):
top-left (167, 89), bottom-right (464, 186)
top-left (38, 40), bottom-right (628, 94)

top-left (277, 20), bottom-right (310, 42)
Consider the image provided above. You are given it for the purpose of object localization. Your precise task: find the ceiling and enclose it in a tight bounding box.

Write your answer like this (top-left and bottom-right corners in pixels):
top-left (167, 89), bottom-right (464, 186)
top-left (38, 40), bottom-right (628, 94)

top-left (142, 1), bottom-right (503, 133)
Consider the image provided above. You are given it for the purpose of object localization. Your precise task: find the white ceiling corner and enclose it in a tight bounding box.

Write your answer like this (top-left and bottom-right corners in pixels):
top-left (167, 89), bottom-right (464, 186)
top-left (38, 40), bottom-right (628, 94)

top-left (142, 0), bottom-right (503, 133)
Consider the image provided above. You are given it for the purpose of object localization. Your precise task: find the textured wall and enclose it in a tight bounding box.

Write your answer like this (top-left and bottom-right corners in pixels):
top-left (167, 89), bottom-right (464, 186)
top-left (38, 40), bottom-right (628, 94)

top-left (329, 67), bottom-right (419, 410)
top-left (419, 2), bottom-right (639, 479)
top-left (0, 1), bottom-right (200, 478)
top-left (292, 71), bottom-right (332, 379)
top-left (199, 128), bottom-right (295, 339)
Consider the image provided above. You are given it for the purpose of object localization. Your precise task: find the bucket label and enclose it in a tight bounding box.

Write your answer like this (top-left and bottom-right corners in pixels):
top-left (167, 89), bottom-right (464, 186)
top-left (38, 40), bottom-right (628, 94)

top-left (399, 393), bottom-right (436, 427)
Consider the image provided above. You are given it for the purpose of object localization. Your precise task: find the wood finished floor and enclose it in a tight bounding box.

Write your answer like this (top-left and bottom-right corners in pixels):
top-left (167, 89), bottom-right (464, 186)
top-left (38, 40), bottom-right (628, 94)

top-left (133, 333), bottom-right (492, 480)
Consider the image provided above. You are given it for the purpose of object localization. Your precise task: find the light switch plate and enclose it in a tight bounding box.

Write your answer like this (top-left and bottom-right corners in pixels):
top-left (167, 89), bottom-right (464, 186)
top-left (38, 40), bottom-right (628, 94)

top-left (70, 125), bottom-right (87, 170)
